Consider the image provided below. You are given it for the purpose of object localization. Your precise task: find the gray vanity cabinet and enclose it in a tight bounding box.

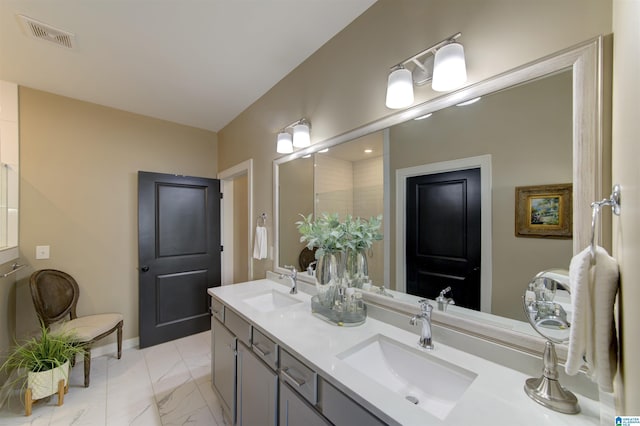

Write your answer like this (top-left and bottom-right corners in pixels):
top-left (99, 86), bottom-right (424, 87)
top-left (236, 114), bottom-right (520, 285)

top-left (280, 382), bottom-right (331, 426)
top-left (210, 297), bottom-right (385, 426)
top-left (237, 341), bottom-right (278, 426)
top-left (212, 317), bottom-right (237, 424)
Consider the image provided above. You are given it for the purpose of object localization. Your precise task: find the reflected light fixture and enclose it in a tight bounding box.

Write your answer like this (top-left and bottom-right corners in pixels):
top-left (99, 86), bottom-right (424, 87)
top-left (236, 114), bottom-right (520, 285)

top-left (276, 131), bottom-right (293, 154)
top-left (414, 113), bottom-right (433, 120)
top-left (385, 32), bottom-right (467, 109)
top-left (456, 96), bottom-right (482, 106)
top-left (276, 118), bottom-right (312, 154)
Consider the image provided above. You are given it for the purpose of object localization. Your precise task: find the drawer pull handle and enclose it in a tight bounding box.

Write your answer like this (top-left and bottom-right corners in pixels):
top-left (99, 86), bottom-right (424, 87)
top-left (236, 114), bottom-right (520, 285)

top-left (252, 343), bottom-right (270, 357)
top-left (281, 367), bottom-right (306, 387)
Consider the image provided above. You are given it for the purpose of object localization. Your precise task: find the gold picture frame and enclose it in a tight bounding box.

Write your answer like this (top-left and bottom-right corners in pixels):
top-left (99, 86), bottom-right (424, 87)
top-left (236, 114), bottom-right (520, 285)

top-left (515, 183), bottom-right (572, 239)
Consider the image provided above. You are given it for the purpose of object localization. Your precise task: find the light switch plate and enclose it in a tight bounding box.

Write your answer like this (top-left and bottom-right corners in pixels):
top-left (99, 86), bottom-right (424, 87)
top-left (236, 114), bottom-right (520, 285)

top-left (35, 245), bottom-right (50, 259)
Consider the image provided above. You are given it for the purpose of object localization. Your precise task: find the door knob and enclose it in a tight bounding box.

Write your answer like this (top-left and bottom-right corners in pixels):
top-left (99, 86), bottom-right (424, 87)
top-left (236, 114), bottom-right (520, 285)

top-left (140, 266), bottom-right (150, 272)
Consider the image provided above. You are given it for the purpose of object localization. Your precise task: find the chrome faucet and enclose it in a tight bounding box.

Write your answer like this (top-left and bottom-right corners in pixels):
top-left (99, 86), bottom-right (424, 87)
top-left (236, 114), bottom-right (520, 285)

top-left (280, 265), bottom-right (298, 294)
top-left (435, 286), bottom-right (455, 312)
top-left (306, 261), bottom-right (317, 276)
top-left (410, 299), bottom-right (434, 350)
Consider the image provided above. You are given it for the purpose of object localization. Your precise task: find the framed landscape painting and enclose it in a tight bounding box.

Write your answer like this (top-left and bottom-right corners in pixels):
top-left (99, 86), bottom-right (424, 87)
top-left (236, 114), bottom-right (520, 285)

top-left (515, 183), bottom-right (572, 239)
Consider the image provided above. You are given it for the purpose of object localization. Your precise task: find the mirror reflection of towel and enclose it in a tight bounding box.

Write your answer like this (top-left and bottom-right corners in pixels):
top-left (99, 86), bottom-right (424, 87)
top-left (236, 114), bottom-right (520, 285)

top-left (565, 246), bottom-right (619, 393)
top-left (253, 226), bottom-right (268, 260)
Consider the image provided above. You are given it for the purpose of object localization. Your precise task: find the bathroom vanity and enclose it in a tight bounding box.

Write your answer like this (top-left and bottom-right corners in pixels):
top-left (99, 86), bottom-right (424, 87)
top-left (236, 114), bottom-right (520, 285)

top-left (209, 277), bottom-right (599, 426)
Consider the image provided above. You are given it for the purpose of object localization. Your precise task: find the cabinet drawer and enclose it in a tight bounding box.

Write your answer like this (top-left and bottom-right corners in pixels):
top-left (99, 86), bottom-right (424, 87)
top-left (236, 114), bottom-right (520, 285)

top-left (279, 348), bottom-right (317, 405)
top-left (319, 378), bottom-right (386, 426)
top-left (225, 308), bottom-right (251, 347)
top-left (252, 328), bottom-right (278, 370)
top-left (211, 298), bottom-right (225, 322)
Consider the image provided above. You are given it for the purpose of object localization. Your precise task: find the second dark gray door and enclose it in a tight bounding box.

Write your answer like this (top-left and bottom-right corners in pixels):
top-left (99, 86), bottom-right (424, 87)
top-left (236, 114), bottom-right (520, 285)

top-left (138, 171), bottom-right (221, 348)
top-left (406, 168), bottom-right (481, 310)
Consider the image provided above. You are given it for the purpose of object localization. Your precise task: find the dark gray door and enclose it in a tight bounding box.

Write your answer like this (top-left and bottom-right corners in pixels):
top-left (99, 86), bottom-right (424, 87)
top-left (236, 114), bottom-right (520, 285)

top-left (138, 171), bottom-right (221, 348)
top-left (406, 168), bottom-right (481, 310)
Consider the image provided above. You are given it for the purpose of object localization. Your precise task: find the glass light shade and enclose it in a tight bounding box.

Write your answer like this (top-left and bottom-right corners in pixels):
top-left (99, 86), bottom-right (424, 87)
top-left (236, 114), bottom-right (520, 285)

top-left (276, 131), bottom-right (293, 154)
top-left (292, 122), bottom-right (311, 148)
top-left (432, 42), bottom-right (467, 92)
top-left (385, 67), bottom-right (414, 109)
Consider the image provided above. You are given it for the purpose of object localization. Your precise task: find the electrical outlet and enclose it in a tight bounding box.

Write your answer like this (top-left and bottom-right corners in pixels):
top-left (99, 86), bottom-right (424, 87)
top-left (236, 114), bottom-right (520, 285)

top-left (35, 245), bottom-right (50, 260)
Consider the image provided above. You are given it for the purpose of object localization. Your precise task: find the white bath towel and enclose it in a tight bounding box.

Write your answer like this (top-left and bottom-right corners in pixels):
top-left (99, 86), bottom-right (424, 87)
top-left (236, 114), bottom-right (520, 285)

top-left (565, 245), bottom-right (619, 393)
top-left (253, 225), bottom-right (268, 260)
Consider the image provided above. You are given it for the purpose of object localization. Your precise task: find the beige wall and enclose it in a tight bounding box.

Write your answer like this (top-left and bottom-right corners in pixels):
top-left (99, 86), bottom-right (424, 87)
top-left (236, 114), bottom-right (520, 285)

top-left (0, 269), bottom-right (16, 377)
top-left (16, 88), bottom-right (217, 344)
top-left (612, 0), bottom-right (640, 414)
top-left (353, 155), bottom-right (384, 285)
top-left (278, 156), bottom-right (314, 269)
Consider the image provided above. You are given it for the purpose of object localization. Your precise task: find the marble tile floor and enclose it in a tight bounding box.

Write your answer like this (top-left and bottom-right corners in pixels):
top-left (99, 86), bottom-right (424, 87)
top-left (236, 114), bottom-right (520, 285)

top-left (0, 331), bottom-right (229, 426)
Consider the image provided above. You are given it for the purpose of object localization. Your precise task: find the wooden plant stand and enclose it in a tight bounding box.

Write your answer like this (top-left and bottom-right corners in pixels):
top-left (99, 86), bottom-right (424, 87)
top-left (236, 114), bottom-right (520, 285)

top-left (24, 379), bottom-right (69, 416)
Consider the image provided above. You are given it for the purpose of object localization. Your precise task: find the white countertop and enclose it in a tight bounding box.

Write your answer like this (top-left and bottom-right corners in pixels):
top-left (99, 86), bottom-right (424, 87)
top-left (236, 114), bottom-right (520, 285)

top-left (208, 279), bottom-right (600, 426)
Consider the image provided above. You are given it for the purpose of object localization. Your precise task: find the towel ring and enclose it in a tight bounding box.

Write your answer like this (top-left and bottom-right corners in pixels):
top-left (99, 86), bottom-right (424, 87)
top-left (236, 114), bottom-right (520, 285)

top-left (257, 213), bottom-right (267, 227)
top-left (589, 184), bottom-right (621, 261)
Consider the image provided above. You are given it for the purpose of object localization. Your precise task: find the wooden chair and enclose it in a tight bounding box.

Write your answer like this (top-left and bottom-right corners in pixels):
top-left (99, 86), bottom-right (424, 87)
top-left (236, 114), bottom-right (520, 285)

top-left (29, 269), bottom-right (123, 387)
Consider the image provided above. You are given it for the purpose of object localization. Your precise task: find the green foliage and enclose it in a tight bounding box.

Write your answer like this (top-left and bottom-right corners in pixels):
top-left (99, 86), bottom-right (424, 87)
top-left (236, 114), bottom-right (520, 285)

top-left (296, 213), bottom-right (346, 258)
top-left (342, 215), bottom-right (383, 251)
top-left (296, 213), bottom-right (383, 258)
top-left (0, 322), bottom-right (85, 375)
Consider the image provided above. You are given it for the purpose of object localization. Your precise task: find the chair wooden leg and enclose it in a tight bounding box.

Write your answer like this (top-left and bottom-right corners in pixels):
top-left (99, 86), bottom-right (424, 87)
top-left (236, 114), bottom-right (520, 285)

top-left (117, 321), bottom-right (123, 359)
top-left (84, 348), bottom-right (91, 387)
top-left (57, 379), bottom-right (65, 406)
top-left (25, 388), bottom-right (32, 416)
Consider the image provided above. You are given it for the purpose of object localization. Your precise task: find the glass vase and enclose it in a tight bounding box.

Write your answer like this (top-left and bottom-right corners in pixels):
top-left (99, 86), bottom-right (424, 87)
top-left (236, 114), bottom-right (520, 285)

top-left (315, 250), bottom-right (344, 307)
top-left (345, 248), bottom-right (369, 288)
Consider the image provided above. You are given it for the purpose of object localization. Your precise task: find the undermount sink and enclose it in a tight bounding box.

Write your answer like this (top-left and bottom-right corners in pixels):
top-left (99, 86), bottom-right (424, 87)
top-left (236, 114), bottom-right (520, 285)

top-left (337, 334), bottom-right (476, 420)
top-left (241, 289), bottom-right (302, 312)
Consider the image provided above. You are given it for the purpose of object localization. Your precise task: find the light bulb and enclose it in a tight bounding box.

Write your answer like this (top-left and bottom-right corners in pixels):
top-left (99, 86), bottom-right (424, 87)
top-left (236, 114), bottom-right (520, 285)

top-left (432, 43), bottom-right (467, 92)
top-left (385, 67), bottom-right (414, 109)
top-left (276, 131), bottom-right (293, 154)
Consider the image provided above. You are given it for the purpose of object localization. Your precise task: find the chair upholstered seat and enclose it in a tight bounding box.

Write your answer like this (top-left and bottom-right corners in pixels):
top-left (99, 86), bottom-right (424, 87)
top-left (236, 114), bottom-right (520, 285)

top-left (29, 269), bottom-right (123, 387)
top-left (52, 313), bottom-right (124, 342)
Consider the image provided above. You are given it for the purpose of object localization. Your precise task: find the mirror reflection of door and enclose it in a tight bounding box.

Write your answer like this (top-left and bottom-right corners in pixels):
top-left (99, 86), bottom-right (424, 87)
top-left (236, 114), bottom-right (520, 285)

top-left (406, 168), bottom-right (481, 310)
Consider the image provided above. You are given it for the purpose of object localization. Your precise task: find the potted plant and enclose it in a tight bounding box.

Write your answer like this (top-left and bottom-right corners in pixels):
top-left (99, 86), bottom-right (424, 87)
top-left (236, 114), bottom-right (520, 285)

top-left (0, 323), bottom-right (85, 416)
top-left (297, 213), bottom-right (383, 304)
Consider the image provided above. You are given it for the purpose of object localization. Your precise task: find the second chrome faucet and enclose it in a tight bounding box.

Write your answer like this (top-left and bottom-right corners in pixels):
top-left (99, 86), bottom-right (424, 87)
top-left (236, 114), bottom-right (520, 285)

top-left (280, 265), bottom-right (298, 294)
top-left (410, 299), bottom-right (434, 350)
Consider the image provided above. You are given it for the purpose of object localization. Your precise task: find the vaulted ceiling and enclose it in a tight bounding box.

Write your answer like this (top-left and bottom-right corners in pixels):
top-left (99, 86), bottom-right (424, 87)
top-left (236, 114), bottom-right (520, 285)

top-left (0, 1), bottom-right (377, 131)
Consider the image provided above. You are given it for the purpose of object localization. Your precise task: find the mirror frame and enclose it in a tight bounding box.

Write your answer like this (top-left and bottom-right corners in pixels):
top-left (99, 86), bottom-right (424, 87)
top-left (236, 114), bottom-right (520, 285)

top-left (273, 37), bottom-right (604, 356)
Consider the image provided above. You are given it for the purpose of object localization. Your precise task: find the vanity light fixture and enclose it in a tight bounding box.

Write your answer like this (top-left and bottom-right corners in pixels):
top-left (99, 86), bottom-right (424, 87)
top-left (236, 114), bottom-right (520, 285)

top-left (364, 149), bottom-right (373, 154)
top-left (385, 32), bottom-right (467, 109)
top-left (275, 118), bottom-right (312, 154)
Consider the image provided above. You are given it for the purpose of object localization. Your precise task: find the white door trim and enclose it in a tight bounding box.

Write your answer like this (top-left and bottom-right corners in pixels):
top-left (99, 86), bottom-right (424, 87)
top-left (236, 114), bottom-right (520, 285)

top-left (395, 154), bottom-right (492, 312)
top-left (218, 159), bottom-right (254, 283)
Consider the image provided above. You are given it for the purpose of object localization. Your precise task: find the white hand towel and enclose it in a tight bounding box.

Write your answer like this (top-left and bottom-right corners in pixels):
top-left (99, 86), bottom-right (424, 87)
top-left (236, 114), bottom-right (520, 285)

top-left (565, 245), bottom-right (619, 393)
top-left (253, 226), bottom-right (268, 260)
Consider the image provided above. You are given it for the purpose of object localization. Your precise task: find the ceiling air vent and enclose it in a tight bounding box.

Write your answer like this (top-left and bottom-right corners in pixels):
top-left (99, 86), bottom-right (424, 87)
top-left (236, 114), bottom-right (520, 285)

top-left (17, 15), bottom-right (75, 49)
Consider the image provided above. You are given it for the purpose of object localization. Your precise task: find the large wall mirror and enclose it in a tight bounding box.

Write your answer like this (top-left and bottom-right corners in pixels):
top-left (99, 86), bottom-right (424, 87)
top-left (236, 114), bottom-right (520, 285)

top-left (0, 80), bottom-right (20, 265)
top-left (274, 37), bottom-right (606, 350)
